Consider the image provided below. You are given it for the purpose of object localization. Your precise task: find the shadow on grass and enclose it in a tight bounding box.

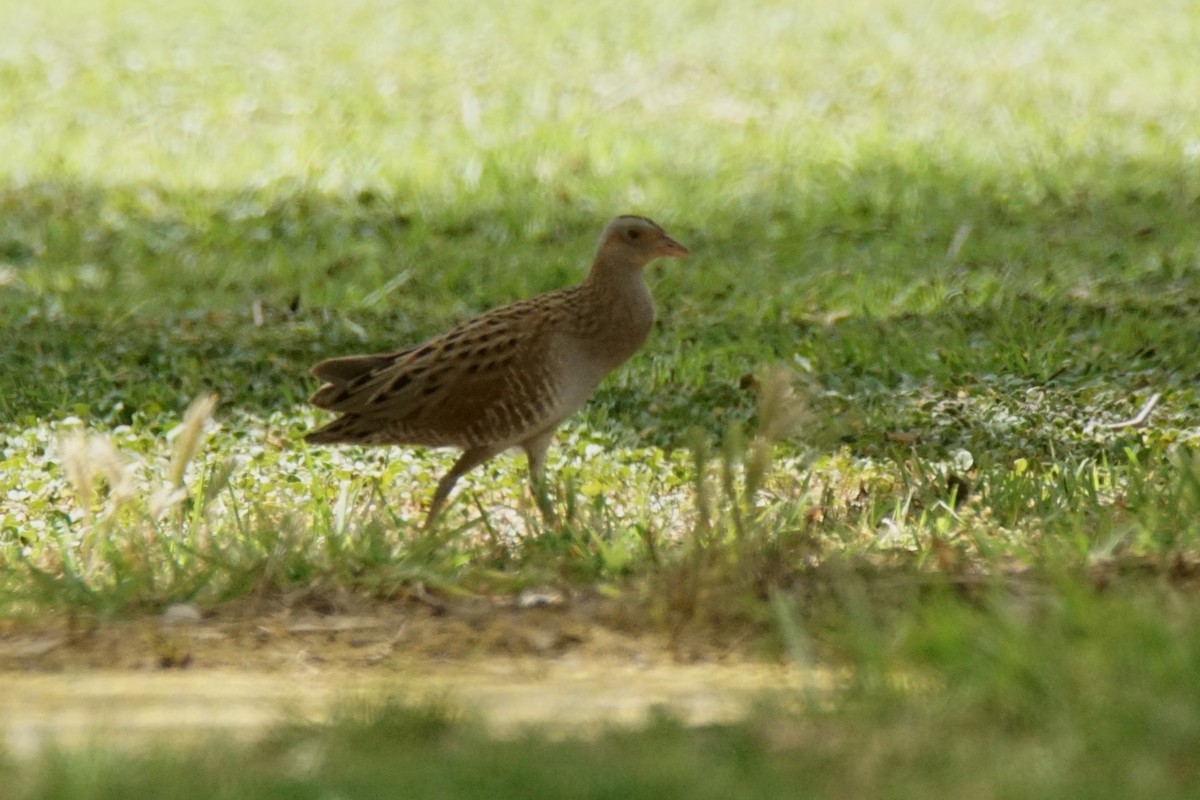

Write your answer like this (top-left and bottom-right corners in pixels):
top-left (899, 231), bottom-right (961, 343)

top-left (5, 294), bottom-right (1197, 460)
top-left (2, 159), bottom-right (1197, 450)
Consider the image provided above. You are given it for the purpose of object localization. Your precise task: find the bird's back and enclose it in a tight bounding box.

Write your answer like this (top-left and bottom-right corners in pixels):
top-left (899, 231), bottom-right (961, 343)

top-left (305, 283), bottom-right (631, 449)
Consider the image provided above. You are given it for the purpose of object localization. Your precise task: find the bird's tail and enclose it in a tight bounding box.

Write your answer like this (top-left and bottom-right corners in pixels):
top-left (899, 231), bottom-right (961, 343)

top-left (304, 414), bottom-right (382, 445)
top-left (308, 350), bottom-right (412, 411)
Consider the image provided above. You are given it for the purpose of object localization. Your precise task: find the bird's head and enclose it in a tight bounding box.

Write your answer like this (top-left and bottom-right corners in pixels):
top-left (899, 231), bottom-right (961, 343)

top-left (595, 215), bottom-right (689, 269)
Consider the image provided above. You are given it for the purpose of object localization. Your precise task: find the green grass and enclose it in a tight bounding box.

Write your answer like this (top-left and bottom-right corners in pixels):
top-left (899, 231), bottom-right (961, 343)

top-left (7, 586), bottom-right (1200, 799)
top-left (2, 0), bottom-right (1200, 792)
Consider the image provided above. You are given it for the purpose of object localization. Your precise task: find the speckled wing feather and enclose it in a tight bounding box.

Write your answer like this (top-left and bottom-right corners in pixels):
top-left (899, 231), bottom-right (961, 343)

top-left (306, 289), bottom-right (583, 447)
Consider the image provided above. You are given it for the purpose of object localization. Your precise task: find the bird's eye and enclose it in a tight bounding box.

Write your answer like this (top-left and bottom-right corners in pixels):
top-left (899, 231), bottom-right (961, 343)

top-left (627, 229), bottom-right (640, 240)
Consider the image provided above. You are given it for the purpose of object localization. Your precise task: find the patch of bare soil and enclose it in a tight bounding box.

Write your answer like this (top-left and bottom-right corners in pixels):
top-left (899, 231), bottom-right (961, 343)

top-left (0, 586), bottom-right (762, 674)
top-left (0, 590), bottom-right (810, 756)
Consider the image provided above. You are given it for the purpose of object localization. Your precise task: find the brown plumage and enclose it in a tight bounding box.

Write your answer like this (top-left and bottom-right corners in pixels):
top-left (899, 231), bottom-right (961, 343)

top-left (305, 215), bottom-right (689, 525)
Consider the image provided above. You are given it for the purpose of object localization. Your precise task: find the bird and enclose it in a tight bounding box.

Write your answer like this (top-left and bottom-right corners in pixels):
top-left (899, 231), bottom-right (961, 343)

top-left (304, 215), bottom-right (689, 526)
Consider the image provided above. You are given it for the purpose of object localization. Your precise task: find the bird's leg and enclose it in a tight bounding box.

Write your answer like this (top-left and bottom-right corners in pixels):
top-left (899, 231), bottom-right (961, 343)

top-left (522, 431), bottom-right (559, 527)
top-left (425, 445), bottom-right (497, 529)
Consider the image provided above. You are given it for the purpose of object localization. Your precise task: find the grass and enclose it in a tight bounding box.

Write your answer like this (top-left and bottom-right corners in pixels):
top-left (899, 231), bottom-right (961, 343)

top-left (1, 0), bottom-right (1200, 793)
top-left (6, 586), bottom-right (1200, 799)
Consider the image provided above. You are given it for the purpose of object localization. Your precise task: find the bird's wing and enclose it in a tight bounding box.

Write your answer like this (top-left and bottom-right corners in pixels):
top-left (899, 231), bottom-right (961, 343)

top-left (308, 294), bottom-right (571, 436)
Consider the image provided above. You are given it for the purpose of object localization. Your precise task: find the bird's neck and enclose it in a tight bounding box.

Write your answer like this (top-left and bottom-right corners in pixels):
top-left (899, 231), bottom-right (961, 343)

top-left (583, 251), bottom-right (647, 291)
top-left (582, 255), bottom-right (651, 307)
top-left (578, 257), bottom-right (655, 365)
